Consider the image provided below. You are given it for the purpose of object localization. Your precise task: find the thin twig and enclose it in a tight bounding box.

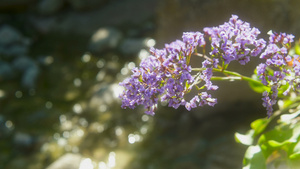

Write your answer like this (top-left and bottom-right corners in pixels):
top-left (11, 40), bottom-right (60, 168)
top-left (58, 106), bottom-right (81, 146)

top-left (194, 53), bottom-right (213, 62)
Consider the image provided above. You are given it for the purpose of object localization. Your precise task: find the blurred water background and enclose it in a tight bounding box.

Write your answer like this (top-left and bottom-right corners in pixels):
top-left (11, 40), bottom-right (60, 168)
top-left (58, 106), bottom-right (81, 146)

top-left (0, 0), bottom-right (300, 168)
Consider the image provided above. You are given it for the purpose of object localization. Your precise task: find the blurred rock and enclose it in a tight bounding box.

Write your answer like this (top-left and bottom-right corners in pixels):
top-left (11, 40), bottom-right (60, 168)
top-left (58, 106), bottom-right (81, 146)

top-left (22, 65), bottom-right (39, 89)
top-left (12, 56), bottom-right (39, 88)
top-left (0, 25), bottom-right (30, 57)
top-left (0, 61), bottom-right (14, 80)
top-left (46, 153), bottom-right (82, 169)
top-left (37, 0), bottom-right (65, 15)
top-left (12, 56), bottom-right (36, 72)
top-left (0, 25), bottom-right (23, 45)
top-left (67, 0), bottom-right (108, 11)
top-left (119, 38), bottom-right (147, 55)
top-left (5, 44), bottom-right (29, 56)
top-left (88, 27), bottom-right (122, 54)
top-left (13, 132), bottom-right (34, 148)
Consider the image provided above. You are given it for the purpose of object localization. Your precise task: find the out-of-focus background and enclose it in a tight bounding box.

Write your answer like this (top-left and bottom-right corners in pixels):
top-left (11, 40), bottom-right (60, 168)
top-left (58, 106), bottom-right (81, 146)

top-left (0, 0), bottom-right (299, 168)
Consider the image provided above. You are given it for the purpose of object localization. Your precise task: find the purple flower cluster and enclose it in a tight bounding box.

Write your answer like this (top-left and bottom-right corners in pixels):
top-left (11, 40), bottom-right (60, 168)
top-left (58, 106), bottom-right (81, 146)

top-left (256, 31), bottom-right (300, 117)
top-left (204, 15), bottom-right (266, 65)
top-left (120, 14), bottom-right (300, 117)
top-left (120, 32), bottom-right (217, 115)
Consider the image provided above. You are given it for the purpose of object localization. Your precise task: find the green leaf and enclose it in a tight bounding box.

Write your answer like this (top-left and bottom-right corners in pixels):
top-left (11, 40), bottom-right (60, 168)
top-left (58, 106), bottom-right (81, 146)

top-left (259, 128), bottom-right (293, 148)
top-left (289, 152), bottom-right (300, 159)
top-left (251, 118), bottom-right (270, 136)
top-left (290, 123), bottom-right (300, 143)
top-left (235, 130), bottom-right (255, 145)
top-left (290, 141), bottom-right (300, 159)
top-left (185, 81), bottom-right (190, 91)
top-left (248, 74), bottom-right (270, 94)
top-left (243, 145), bottom-right (266, 169)
top-left (280, 99), bottom-right (295, 109)
top-left (258, 122), bottom-right (300, 160)
top-left (293, 140), bottom-right (300, 153)
top-left (280, 110), bottom-right (300, 124)
top-left (268, 140), bottom-right (290, 148)
top-left (288, 144), bottom-right (300, 168)
top-left (277, 83), bottom-right (289, 97)
top-left (295, 42), bottom-right (300, 55)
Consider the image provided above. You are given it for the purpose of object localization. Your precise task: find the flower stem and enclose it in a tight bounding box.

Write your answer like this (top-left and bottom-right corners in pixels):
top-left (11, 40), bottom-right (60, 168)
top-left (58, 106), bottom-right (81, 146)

top-left (192, 68), bottom-right (263, 85)
top-left (210, 76), bottom-right (242, 81)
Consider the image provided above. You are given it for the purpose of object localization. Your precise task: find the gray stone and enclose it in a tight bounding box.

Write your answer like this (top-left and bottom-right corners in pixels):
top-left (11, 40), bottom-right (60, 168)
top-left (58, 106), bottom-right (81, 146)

top-left (119, 38), bottom-right (147, 55)
top-left (0, 25), bottom-right (23, 45)
top-left (46, 153), bottom-right (82, 169)
top-left (22, 65), bottom-right (39, 89)
top-left (0, 61), bottom-right (14, 80)
top-left (12, 56), bottom-right (36, 72)
top-left (37, 0), bottom-right (65, 15)
top-left (5, 44), bottom-right (29, 56)
top-left (0, 25), bottom-right (30, 57)
top-left (13, 132), bottom-right (34, 147)
top-left (88, 27), bottom-right (122, 54)
top-left (12, 56), bottom-right (39, 88)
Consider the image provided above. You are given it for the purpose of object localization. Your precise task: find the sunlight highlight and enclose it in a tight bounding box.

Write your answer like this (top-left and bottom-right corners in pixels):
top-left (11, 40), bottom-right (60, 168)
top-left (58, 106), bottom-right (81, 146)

top-left (79, 158), bottom-right (94, 169)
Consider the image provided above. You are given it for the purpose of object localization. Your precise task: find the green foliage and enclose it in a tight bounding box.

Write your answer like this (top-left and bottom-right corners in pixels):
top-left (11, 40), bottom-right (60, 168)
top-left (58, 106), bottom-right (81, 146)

top-left (243, 145), bottom-right (266, 169)
top-left (248, 73), bottom-right (270, 94)
top-left (236, 103), bottom-right (300, 169)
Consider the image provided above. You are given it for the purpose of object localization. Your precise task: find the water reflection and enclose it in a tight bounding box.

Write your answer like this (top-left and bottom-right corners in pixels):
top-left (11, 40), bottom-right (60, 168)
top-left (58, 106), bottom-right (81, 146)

top-left (98, 104), bottom-right (107, 112)
top-left (128, 133), bottom-right (142, 144)
top-left (140, 125), bottom-right (148, 135)
top-left (44, 56), bottom-right (54, 65)
top-left (96, 70), bottom-right (106, 81)
top-left (0, 16), bottom-right (159, 169)
top-left (15, 90), bottom-right (23, 98)
top-left (98, 162), bottom-right (107, 169)
top-left (73, 103), bottom-right (83, 114)
top-left (97, 59), bottom-right (106, 69)
top-left (53, 133), bottom-right (60, 140)
top-left (5, 120), bottom-right (14, 130)
top-left (78, 118), bottom-right (88, 127)
top-left (73, 78), bottom-right (82, 87)
top-left (0, 89), bottom-right (5, 98)
top-left (45, 101), bottom-right (53, 109)
top-left (141, 114), bottom-right (149, 122)
top-left (138, 49), bottom-right (150, 60)
top-left (107, 152), bottom-right (116, 168)
top-left (111, 83), bottom-right (123, 99)
top-left (79, 158), bottom-right (94, 169)
top-left (97, 152), bottom-right (116, 169)
top-left (82, 53), bottom-right (92, 63)
top-left (89, 122), bottom-right (105, 133)
top-left (115, 126), bottom-right (123, 136)
top-left (57, 138), bottom-right (67, 147)
top-left (145, 38), bottom-right (156, 47)
top-left (120, 62), bottom-right (136, 76)
top-left (120, 67), bottom-right (129, 75)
